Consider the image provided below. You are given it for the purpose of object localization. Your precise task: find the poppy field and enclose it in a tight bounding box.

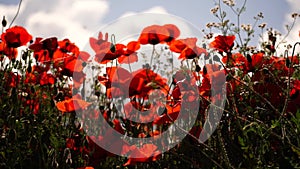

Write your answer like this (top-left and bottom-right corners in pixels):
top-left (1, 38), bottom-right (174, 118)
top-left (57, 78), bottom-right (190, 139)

top-left (0, 1), bottom-right (300, 169)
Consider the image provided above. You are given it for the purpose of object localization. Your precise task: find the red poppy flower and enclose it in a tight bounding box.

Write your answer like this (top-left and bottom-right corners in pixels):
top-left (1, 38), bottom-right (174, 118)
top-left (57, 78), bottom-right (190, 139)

top-left (73, 71), bottom-right (86, 89)
top-left (89, 32), bottom-right (108, 53)
top-left (163, 24), bottom-right (180, 42)
top-left (5, 71), bottom-right (20, 88)
top-left (39, 72), bottom-right (55, 86)
top-left (56, 96), bottom-right (91, 113)
top-left (85, 136), bottom-right (110, 165)
top-left (113, 119), bottom-right (125, 135)
top-left (153, 103), bottom-right (181, 125)
top-left (124, 100), bottom-right (163, 123)
top-left (170, 38), bottom-right (207, 60)
top-left (29, 37), bottom-right (58, 62)
top-left (250, 52), bottom-right (264, 69)
top-left (199, 74), bottom-right (211, 96)
top-left (118, 41), bottom-right (140, 64)
top-left (1, 26), bottom-right (32, 48)
top-left (118, 53), bottom-right (138, 64)
top-left (53, 39), bottom-right (80, 61)
top-left (209, 35), bottom-right (235, 53)
top-left (66, 138), bottom-right (75, 150)
top-left (25, 65), bottom-right (51, 85)
top-left (169, 38), bottom-right (197, 53)
top-left (123, 144), bottom-right (161, 166)
top-left (138, 25), bottom-right (170, 45)
top-left (58, 39), bottom-right (80, 56)
top-left (0, 41), bottom-right (18, 60)
top-left (222, 53), bottom-right (249, 72)
top-left (101, 67), bottom-right (128, 98)
top-left (58, 56), bottom-right (84, 77)
top-left (105, 67), bottom-right (168, 98)
top-left (25, 98), bottom-right (40, 115)
top-left (130, 68), bottom-right (169, 97)
top-left (94, 42), bottom-right (125, 64)
top-left (178, 46), bottom-right (207, 60)
top-left (77, 167), bottom-right (94, 169)
top-left (288, 80), bottom-right (300, 113)
top-left (78, 51), bottom-right (91, 62)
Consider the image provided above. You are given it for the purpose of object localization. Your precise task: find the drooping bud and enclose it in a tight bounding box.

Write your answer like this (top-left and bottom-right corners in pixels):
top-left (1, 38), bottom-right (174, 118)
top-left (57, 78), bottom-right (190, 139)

top-left (2, 16), bottom-right (7, 27)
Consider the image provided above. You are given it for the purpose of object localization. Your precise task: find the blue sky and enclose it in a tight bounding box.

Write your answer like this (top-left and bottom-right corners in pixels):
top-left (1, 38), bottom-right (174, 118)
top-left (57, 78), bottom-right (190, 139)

top-left (0, 0), bottom-right (299, 54)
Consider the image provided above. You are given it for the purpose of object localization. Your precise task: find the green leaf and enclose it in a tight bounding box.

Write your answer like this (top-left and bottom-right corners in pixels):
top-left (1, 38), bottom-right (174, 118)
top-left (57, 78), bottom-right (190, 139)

top-left (238, 136), bottom-right (245, 146)
top-left (296, 111), bottom-right (300, 119)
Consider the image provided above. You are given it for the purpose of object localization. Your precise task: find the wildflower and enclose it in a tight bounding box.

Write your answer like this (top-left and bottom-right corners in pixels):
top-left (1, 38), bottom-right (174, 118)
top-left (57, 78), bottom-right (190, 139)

top-left (223, 0), bottom-right (235, 6)
top-left (29, 37), bottom-right (58, 62)
top-left (209, 35), bottom-right (235, 53)
top-left (123, 144), bottom-right (161, 166)
top-left (39, 72), bottom-right (55, 86)
top-left (258, 23), bottom-right (267, 29)
top-left (138, 24), bottom-right (180, 45)
top-left (169, 37), bottom-right (208, 59)
top-left (0, 41), bottom-right (18, 60)
top-left (89, 32), bottom-right (108, 53)
top-left (210, 5), bottom-right (219, 14)
top-left (56, 95), bottom-right (91, 113)
top-left (241, 24), bottom-right (252, 31)
top-left (117, 41), bottom-right (140, 64)
top-left (1, 26), bottom-right (32, 48)
top-left (94, 42), bottom-right (125, 64)
top-left (291, 13), bottom-right (298, 19)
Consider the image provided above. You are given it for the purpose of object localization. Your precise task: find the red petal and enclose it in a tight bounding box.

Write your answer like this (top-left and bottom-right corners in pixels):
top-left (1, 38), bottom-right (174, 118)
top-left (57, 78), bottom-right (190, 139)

top-left (118, 53), bottom-right (138, 64)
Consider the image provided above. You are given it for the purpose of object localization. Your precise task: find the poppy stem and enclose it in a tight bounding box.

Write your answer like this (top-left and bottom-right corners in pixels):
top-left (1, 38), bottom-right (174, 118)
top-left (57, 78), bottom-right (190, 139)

top-left (9, 0), bottom-right (22, 28)
top-left (281, 41), bottom-right (300, 119)
top-left (128, 57), bottom-right (132, 72)
top-left (150, 45), bottom-right (155, 68)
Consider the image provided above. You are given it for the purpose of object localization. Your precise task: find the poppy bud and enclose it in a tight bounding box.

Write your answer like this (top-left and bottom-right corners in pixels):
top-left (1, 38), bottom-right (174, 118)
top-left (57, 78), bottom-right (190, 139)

top-left (95, 91), bottom-right (101, 97)
top-left (143, 63), bottom-right (150, 69)
top-left (246, 54), bottom-right (252, 63)
top-left (286, 58), bottom-right (290, 67)
top-left (203, 66), bottom-right (207, 75)
top-left (2, 16), bottom-right (7, 27)
top-left (110, 34), bottom-right (116, 53)
top-left (171, 77), bottom-right (177, 85)
top-left (27, 64), bottom-right (32, 73)
top-left (22, 50), bottom-right (29, 61)
top-left (110, 44), bottom-right (116, 53)
top-left (195, 65), bottom-right (201, 72)
top-left (99, 105), bottom-right (105, 111)
top-left (213, 55), bottom-right (220, 62)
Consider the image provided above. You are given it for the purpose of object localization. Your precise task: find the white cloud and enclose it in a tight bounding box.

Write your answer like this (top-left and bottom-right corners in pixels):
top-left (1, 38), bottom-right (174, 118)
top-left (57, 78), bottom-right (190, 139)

top-left (0, 0), bottom-right (109, 49)
top-left (0, 2), bottom-right (201, 52)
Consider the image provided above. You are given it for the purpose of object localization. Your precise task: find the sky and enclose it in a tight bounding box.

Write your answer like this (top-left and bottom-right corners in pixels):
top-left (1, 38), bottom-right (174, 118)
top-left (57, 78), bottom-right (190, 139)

top-left (0, 0), bottom-right (299, 54)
